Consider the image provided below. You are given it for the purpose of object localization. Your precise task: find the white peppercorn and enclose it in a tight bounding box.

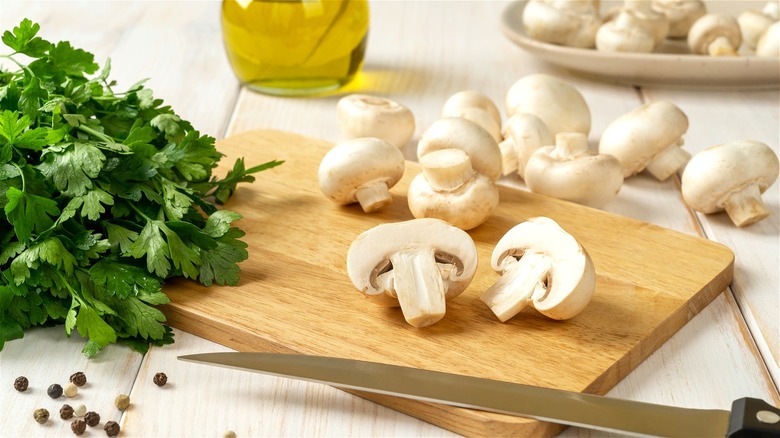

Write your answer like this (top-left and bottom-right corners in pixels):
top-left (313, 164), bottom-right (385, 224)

top-left (73, 404), bottom-right (87, 417)
top-left (64, 382), bottom-right (78, 398)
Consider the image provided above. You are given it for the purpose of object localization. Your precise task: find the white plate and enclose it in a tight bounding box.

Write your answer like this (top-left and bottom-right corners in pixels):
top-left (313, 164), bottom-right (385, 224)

top-left (501, 1), bottom-right (780, 89)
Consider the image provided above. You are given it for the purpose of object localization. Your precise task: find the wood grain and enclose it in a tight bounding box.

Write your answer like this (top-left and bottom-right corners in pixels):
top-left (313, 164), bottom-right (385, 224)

top-left (160, 129), bottom-right (734, 437)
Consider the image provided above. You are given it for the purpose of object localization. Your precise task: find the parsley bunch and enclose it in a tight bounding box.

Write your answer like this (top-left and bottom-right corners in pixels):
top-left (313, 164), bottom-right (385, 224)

top-left (0, 19), bottom-right (281, 356)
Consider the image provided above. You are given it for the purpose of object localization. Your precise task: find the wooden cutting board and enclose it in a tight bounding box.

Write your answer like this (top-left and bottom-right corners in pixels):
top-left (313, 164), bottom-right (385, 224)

top-left (161, 129), bottom-right (734, 437)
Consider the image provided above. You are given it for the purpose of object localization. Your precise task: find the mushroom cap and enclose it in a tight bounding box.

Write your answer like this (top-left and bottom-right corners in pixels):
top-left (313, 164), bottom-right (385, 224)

top-left (505, 74), bottom-right (592, 137)
top-left (596, 10), bottom-right (657, 53)
top-left (521, 0), bottom-right (602, 48)
top-left (337, 94), bottom-right (416, 149)
top-left (738, 9), bottom-right (775, 50)
top-left (524, 143), bottom-right (624, 208)
top-left (346, 218), bottom-right (479, 303)
top-left (447, 107), bottom-right (503, 144)
top-left (687, 13), bottom-right (742, 55)
top-left (441, 90), bottom-right (502, 126)
top-left (757, 21), bottom-right (780, 57)
top-left (318, 138), bottom-right (405, 206)
top-left (681, 140), bottom-right (779, 213)
top-left (621, 0), bottom-right (670, 45)
top-left (491, 217), bottom-right (596, 320)
top-left (652, 0), bottom-right (706, 38)
top-left (502, 113), bottom-right (554, 178)
top-left (598, 100), bottom-right (689, 177)
top-left (417, 117), bottom-right (502, 181)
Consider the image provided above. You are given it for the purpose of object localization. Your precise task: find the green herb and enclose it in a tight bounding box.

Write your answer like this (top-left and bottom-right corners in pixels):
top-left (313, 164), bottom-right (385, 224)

top-left (0, 19), bottom-right (282, 356)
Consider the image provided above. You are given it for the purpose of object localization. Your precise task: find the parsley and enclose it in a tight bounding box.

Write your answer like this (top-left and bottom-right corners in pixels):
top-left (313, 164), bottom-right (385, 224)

top-left (0, 19), bottom-right (282, 356)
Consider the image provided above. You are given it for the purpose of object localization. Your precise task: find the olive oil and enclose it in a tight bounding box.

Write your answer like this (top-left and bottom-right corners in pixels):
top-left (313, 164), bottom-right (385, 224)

top-left (221, 0), bottom-right (369, 96)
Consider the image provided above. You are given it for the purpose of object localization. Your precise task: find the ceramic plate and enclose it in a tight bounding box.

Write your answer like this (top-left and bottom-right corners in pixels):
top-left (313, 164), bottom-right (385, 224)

top-left (501, 1), bottom-right (780, 89)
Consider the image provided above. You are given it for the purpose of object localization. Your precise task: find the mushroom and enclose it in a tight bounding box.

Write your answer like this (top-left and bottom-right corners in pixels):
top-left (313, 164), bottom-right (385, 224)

top-left (687, 13), bottom-right (743, 56)
top-left (480, 217), bottom-right (596, 322)
top-left (337, 94), bottom-right (416, 149)
top-left (681, 140), bottom-right (779, 227)
top-left (601, 0), bottom-right (670, 49)
top-left (757, 21), bottom-right (780, 57)
top-left (524, 132), bottom-right (624, 208)
top-left (411, 118), bottom-right (502, 230)
top-left (521, 0), bottom-right (602, 48)
top-left (346, 218), bottom-right (479, 327)
top-left (598, 100), bottom-right (690, 181)
top-left (505, 74), bottom-right (591, 138)
top-left (738, 8), bottom-right (775, 50)
top-left (596, 7), bottom-right (658, 53)
top-left (652, 0), bottom-right (706, 39)
top-left (318, 138), bottom-right (405, 213)
top-left (441, 91), bottom-right (502, 143)
top-left (498, 113), bottom-right (554, 178)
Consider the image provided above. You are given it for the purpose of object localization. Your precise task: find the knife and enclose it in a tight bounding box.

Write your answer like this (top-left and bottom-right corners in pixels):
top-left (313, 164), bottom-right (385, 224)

top-left (178, 352), bottom-right (780, 437)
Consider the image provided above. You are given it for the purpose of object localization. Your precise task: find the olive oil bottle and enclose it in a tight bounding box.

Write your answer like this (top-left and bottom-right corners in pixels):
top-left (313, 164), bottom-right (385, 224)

top-left (221, 0), bottom-right (369, 96)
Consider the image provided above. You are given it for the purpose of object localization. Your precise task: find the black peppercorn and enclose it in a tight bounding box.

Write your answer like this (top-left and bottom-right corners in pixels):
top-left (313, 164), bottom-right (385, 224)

top-left (13, 376), bottom-right (29, 392)
top-left (84, 411), bottom-right (100, 427)
top-left (33, 408), bottom-right (49, 424)
top-left (47, 383), bottom-right (63, 398)
top-left (60, 404), bottom-right (75, 420)
top-left (104, 420), bottom-right (121, 437)
top-left (153, 372), bottom-right (167, 387)
top-left (69, 371), bottom-right (87, 387)
top-left (71, 419), bottom-right (87, 435)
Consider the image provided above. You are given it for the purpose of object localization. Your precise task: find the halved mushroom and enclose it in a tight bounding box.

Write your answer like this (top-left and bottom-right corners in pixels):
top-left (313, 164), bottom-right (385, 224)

top-left (522, 0), bottom-right (602, 48)
top-left (346, 218), bottom-right (479, 327)
top-left (505, 74), bottom-right (591, 137)
top-left (318, 138), bottom-right (405, 213)
top-left (688, 13), bottom-right (742, 56)
top-left (337, 94), bottom-right (416, 149)
top-left (598, 100), bottom-right (690, 181)
top-left (681, 140), bottom-right (779, 227)
top-left (524, 133), bottom-right (624, 208)
top-left (499, 113), bottom-right (554, 178)
top-left (652, 0), bottom-right (706, 38)
top-left (480, 217), bottom-right (596, 322)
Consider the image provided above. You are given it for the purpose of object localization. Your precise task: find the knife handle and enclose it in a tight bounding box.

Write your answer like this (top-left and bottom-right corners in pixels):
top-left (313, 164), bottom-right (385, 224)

top-left (727, 398), bottom-right (780, 437)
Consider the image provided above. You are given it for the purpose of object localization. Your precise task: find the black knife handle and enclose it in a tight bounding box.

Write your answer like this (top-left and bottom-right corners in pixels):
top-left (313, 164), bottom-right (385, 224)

top-left (728, 398), bottom-right (780, 437)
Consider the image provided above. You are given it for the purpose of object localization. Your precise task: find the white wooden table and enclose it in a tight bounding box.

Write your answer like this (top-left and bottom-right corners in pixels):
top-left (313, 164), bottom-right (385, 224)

top-left (1, 2), bottom-right (778, 437)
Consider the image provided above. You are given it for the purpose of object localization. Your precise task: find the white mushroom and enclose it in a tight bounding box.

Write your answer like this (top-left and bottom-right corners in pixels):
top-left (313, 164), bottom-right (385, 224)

top-left (601, 0), bottom-right (670, 50)
top-left (757, 21), bottom-right (780, 57)
top-left (524, 132), bottom-right (624, 208)
top-left (411, 118), bottom-right (502, 230)
top-left (498, 113), bottom-right (554, 178)
top-left (318, 138), bottom-right (405, 213)
top-left (764, 1), bottom-right (780, 20)
top-left (521, 0), bottom-right (602, 48)
top-left (337, 94), bottom-right (415, 149)
top-left (346, 218), bottom-right (478, 327)
top-left (480, 217), bottom-right (596, 322)
top-left (505, 74), bottom-right (591, 138)
top-left (598, 100), bottom-right (690, 181)
top-left (441, 90), bottom-right (502, 127)
top-left (652, 0), bottom-right (706, 39)
top-left (738, 8), bottom-right (775, 51)
top-left (681, 140), bottom-right (779, 227)
top-left (596, 7), bottom-right (658, 53)
top-left (687, 13), bottom-right (743, 56)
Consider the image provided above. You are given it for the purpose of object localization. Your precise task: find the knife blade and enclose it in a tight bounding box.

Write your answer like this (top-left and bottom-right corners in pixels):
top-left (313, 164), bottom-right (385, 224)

top-left (178, 352), bottom-right (780, 437)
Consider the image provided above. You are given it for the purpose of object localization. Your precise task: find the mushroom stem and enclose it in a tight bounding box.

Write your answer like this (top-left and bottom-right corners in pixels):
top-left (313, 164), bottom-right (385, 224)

top-left (723, 183), bottom-right (770, 227)
top-left (480, 251), bottom-right (553, 322)
top-left (499, 138), bottom-right (520, 176)
top-left (389, 249), bottom-right (448, 328)
top-left (707, 36), bottom-right (739, 56)
top-left (553, 132), bottom-right (589, 159)
top-left (355, 182), bottom-right (393, 213)
top-left (420, 148), bottom-right (476, 190)
top-left (645, 144), bottom-right (691, 181)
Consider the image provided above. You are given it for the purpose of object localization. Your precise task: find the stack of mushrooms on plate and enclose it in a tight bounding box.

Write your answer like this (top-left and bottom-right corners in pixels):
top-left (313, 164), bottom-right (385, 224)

top-left (520, 0), bottom-right (780, 57)
top-left (316, 70), bottom-right (779, 329)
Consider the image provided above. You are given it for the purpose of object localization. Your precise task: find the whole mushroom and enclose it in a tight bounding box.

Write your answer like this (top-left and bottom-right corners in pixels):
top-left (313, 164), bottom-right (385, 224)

top-left (480, 217), bottom-right (596, 322)
top-left (652, 0), bottom-right (706, 39)
top-left (681, 140), bottom-right (779, 227)
top-left (337, 94), bottom-right (416, 149)
top-left (688, 13), bottom-right (743, 56)
top-left (757, 21), bottom-right (780, 57)
top-left (598, 100), bottom-right (690, 181)
top-left (524, 132), bottom-right (624, 208)
top-left (318, 138), bottom-right (405, 213)
top-left (505, 74), bottom-right (591, 138)
top-left (521, 0), bottom-right (602, 48)
top-left (441, 90), bottom-right (502, 127)
top-left (596, 7), bottom-right (658, 53)
top-left (498, 113), bottom-right (554, 178)
top-left (738, 7), bottom-right (776, 50)
top-left (346, 218), bottom-right (479, 327)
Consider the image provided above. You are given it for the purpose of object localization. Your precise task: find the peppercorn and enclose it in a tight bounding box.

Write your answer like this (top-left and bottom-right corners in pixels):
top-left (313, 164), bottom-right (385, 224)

top-left (47, 383), bottom-right (63, 398)
top-left (73, 404), bottom-right (87, 417)
top-left (13, 376), bottom-right (29, 392)
top-left (104, 421), bottom-right (121, 437)
top-left (33, 408), bottom-right (49, 424)
top-left (85, 411), bottom-right (100, 427)
top-left (114, 393), bottom-right (130, 411)
top-left (71, 419), bottom-right (87, 435)
top-left (64, 382), bottom-right (79, 398)
top-left (60, 404), bottom-right (75, 420)
top-left (153, 372), bottom-right (167, 387)
top-left (69, 371), bottom-right (87, 387)
top-left (223, 430), bottom-right (237, 438)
